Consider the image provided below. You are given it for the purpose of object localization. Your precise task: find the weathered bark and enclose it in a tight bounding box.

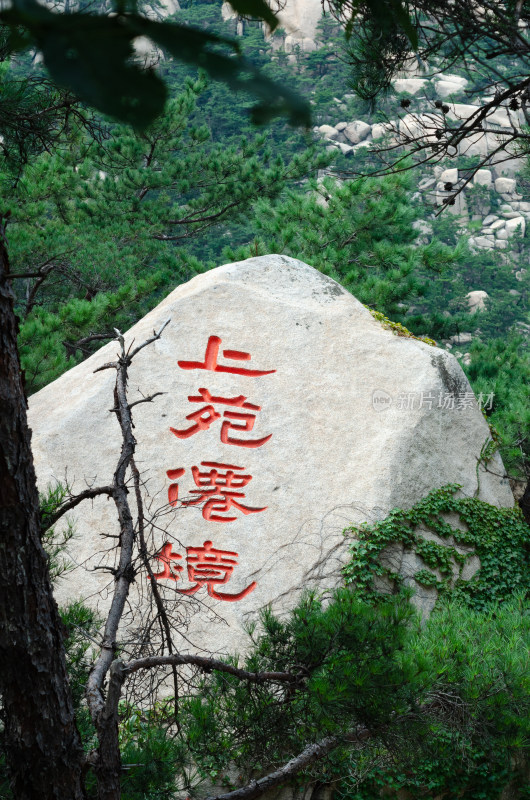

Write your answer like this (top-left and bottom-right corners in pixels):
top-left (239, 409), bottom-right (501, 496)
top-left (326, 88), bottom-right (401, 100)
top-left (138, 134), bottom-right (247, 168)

top-left (92, 663), bottom-right (125, 800)
top-left (0, 221), bottom-right (87, 799)
top-left (205, 735), bottom-right (341, 800)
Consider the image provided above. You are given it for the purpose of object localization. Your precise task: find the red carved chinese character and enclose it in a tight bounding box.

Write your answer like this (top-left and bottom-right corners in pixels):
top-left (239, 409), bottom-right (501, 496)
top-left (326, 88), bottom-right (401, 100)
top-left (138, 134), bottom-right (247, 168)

top-left (178, 336), bottom-right (276, 377)
top-left (170, 388), bottom-right (272, 448)
top-left (152, 542), bottom-right (183, 581)
top-left (167, 468), bottom-right (186, 507)
top-left (178, 540), bottom-right (257, 601)
top-left (179, 461), bottom-right (266, 522)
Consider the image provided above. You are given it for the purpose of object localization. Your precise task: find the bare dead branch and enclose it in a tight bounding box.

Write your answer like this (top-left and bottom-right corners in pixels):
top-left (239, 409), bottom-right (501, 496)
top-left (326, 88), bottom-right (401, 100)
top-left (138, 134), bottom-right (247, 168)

top-left (41, 485), bottom-right (115, 531)
top-left (107, 392), bottom-right (167, 414)
top-left (127, 392), bottom-right (166, 410)
top-left (86, 359), bottom-right (141, 723)
top-left (94, 361), bottom-right (118, 373)
top-left (131, 455), bottom-right (181, 725)
top-left (83, 321), bottom-right (172, 799)
top-left (127, 318), bottom-right (171, 361)
top-left (63, 333), bottom-right (115, 359)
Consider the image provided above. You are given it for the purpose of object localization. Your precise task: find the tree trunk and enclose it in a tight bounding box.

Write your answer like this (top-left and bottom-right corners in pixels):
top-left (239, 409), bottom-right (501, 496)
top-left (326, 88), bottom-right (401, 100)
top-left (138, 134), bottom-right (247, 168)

top-left (0, 223), bottom-right (87, 800)
top-left (519, 478), bottom-right (530, 526)
top-left (93, 663), bottom-right (126, 800)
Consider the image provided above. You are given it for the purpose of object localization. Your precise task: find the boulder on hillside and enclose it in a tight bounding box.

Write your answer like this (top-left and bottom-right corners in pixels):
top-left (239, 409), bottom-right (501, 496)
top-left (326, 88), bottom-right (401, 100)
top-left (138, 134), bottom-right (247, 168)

top-left (434, 74), bottom-right (468, 98)
top-left (28, 256), bottom-right (513, 649)
top-left (398, 112), bottom-right (443, 142)
top-left (344, 120), bottom-right (371, 143)
top-left (318, 124), bottom-right (340, 140)
top-left (440, 167), bottom-right (458, 184)
top-left (474, 169), bottom-right (493, 187)
top-left (392, 78), bottom-right (427, 95)
top-left (446, 103), bottom-right (480, 122)
top-left (435, 73), bottom-right (468, 88)
top-left (487, 108), bottom-right (513, 128)
top-left (506, 216), bottom-right (526, 236)
top-left (334, 142), bottom-right (353, 155)
top-left (490, 147), bottom-right (525, 178)
top-left (466, 290), bottom-right (489, 312)
top-left (495, 177), bottom-right (516, 194)
top-left (274, 0), bottom-right (322, 40)
top-left (371, 121), bottom-right (395, 140)
top-left (434, 81), bottom-right (464, 98)
top-left (412, 219), bottom-right (433, 238)
top-left (457, 131), bottom-right (494, 158)
top-left (436, 183), bottom-right (468, 217)
top-left (450, 332), bottom-right (473, 344)
top-left (284, 33), bottom-right (317, 52)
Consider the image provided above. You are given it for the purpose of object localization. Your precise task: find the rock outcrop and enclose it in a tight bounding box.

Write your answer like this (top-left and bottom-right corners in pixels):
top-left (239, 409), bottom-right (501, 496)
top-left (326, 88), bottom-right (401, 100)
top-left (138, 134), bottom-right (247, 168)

top-left (28, 256), bottom-right (513, 650)
top-left (223, 0), bottom-right (322, 49)
top-left (274, 0), bottom-right (322, 40)
top-left (466, 290), bottom-right (489, 312)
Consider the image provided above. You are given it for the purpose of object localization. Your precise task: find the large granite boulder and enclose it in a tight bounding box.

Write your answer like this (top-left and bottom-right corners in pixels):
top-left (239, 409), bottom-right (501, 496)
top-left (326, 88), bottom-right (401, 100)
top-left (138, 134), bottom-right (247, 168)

top-left (28, 256), bottom-right (513, 654)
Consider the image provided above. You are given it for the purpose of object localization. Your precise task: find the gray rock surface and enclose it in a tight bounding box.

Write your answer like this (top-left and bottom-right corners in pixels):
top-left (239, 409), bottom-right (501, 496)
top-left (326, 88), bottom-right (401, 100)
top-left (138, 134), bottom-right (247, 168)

top-left (495, 177), bottom-right (516, 194)
top-left (344, 120), bottom-right (371, 143)
top-left (274, 0), bottom-right (322, 40)
top-left (474, 169), bottom-right (493, 187)
top-left (28, 256), bottom-right (513, 648)
top-left (506, 216), bottom-right (526, 236)
top-left (392, 78), bottom-right (427, 95)
top-left (440, 168), bottom-right (458, 184)
top-left (450, 332), bottom-right (473, 344)
top-left (433, 74), bottom-right (468, 98)
top-left (474, 235), bottom-right (495, 248)
top-left (371, 122), bottom-right (394, 140)
top-left (490, 219), bottom-right (506, 230)
top-left (318, 124), bottom-right (340, 140)
top-left (446, 103), bottom-right (480, 121)
top-left (466, 290), bottom-right (489, 312)
top-left (398, 112), bottom-right (442, 141)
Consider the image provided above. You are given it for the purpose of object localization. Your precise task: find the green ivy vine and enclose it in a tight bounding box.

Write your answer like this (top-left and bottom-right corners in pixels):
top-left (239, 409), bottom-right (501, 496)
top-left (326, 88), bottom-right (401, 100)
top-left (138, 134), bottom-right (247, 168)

top-left (343, 484), bottom-right (530, 610)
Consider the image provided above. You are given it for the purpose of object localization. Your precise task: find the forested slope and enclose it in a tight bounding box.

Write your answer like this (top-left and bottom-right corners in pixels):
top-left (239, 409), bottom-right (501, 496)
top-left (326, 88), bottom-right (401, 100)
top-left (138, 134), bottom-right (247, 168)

top-left (2, 0), bottom-right (528, 482)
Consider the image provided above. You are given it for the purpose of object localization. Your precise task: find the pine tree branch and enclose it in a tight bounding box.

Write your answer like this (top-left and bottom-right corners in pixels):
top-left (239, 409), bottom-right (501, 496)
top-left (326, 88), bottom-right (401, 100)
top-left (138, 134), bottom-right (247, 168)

top-left (122, 653), bottom-right (301, 685)
top-left (63, 333), bottom-right (115, 359)
top-left (204, 735), bottom-right (342, 800)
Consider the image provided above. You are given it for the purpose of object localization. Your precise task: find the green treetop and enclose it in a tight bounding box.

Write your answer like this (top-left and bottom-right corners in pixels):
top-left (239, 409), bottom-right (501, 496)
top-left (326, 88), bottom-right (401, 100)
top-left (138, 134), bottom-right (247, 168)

top-left (2, 72), bottom-right (326, 392)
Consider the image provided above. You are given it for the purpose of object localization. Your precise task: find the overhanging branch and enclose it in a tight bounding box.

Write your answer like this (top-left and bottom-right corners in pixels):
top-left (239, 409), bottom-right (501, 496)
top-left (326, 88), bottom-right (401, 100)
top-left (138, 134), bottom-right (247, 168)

top-left (41, 485), bottom-right (115, 531)
top-left (123, 653), bottom-right (301, 685)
